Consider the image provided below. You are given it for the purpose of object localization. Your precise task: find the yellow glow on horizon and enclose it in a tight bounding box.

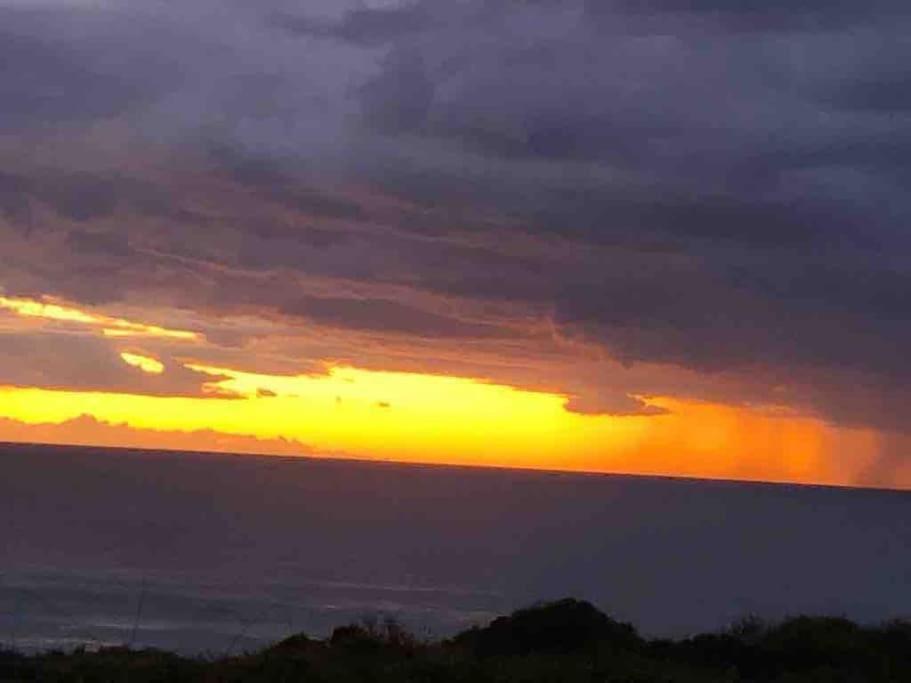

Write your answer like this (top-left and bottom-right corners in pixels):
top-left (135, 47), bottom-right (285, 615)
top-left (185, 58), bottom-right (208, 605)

top-left (0, 295), bottom-right (199, 341)
top-left (120, 352), bottom-right (165, 375)
top-left (0, 362), bottom-right (889, 487)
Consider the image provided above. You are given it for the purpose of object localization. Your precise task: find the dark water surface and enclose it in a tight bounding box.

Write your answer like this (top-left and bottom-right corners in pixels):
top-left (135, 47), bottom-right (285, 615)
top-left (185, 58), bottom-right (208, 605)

top-left (1, 442), bottom-right (908, 653)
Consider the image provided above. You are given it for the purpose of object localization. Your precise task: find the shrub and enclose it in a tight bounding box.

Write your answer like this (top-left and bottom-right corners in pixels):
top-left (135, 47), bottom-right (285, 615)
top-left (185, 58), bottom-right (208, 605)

top-left (452, 598), bottom-right (642, 657)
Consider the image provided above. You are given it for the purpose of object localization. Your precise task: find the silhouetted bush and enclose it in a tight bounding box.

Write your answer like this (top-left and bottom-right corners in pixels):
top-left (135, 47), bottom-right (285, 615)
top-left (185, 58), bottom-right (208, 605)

top-left (266, 631), bottom-right (314, 654)
top-left (452, 598), bottom-right (642, 657)
top-left (330, 615), bottom-right (418, 655)
top-left (4, 603), bottom-right (910, 682)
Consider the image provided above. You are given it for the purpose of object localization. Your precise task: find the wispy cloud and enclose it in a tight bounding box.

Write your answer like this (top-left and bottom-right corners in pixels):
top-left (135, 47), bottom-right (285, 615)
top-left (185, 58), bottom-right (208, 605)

top-left (0, 296), bottom-right (199, 340)
top-left (120, 351), bottom-right (165, 374)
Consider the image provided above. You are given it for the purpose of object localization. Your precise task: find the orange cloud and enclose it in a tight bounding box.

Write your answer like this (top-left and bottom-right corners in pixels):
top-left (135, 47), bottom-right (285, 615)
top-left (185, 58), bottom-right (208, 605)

top-left (0, 414), bottom-right (312, 458)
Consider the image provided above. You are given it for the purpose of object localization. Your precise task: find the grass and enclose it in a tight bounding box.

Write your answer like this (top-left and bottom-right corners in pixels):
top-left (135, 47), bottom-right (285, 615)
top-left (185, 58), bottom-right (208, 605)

top-left (1, 598), bottom-right (908, 681)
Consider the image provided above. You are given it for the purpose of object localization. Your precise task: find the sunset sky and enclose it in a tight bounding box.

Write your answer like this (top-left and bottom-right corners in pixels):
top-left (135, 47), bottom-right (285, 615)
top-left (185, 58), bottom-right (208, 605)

top-left (1, 0), bottom-right (909, 489)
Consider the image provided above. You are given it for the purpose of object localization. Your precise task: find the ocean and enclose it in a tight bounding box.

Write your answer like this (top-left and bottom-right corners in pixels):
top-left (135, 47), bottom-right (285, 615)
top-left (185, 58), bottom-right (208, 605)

top-left (1, 442), bottom-right (908, 654)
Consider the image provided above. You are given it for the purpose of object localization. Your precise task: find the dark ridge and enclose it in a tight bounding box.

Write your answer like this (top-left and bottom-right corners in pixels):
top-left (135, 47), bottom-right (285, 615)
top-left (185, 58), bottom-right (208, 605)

top-left (2, 599), bottom-right (909, 682)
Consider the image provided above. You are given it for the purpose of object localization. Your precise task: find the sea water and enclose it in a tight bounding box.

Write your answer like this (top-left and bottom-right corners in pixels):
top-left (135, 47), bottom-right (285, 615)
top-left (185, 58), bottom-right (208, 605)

top-left (1, 443), bottom-right (908, 654)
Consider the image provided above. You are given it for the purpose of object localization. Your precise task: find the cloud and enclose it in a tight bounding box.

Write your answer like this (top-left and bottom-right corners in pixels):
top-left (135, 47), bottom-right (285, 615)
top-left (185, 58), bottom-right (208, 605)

top-left (604, 0), bottom-right (908, 32)
top-left (0, 295), bottom-right (198, 340)
top-left (279, 294), bottom-right (516, 339)
top-left (0, 331), bottom-right (216, 397)
top-left (0, 27), bottom-right (141, 131)
top-left (120, 351), bottom-right (165, 374)
top-left (563, 393), bottom-right (668, 418)
top-left (0, 0), bottom-right (910, 448)
top-left (0, 413), bottom-right (314, 458)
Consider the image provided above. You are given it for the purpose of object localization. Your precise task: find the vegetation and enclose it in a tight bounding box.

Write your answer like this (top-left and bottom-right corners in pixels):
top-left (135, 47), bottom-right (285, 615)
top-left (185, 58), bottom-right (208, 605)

top-left (2, 598), bottom-right (909, 682)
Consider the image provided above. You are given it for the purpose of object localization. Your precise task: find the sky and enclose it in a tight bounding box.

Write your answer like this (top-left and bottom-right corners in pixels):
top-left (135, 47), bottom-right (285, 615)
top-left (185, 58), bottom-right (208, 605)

top-left (0, 0), bottom-right (909, 489)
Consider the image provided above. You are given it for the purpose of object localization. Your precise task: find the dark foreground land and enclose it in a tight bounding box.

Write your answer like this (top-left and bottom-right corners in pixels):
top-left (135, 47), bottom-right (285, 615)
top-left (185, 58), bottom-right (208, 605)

top-left (2, 599), bottom-right (909, 682)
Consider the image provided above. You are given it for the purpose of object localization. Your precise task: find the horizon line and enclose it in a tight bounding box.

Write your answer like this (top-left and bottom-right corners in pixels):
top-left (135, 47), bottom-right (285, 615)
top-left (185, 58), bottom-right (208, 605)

top-left (2, 439), bottom-right (907, 495)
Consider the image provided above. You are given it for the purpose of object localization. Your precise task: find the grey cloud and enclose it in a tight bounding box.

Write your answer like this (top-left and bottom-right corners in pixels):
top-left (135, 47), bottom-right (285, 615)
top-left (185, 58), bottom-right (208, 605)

top-left (603, 0), bottom-right (907, 32)
top-left (0, 332), bottom-right (216, 397)
top-left (0, 30), bottom-right (139, 130)
top-left (66, 229), bottom-right (133, 259)
top-left (274, 4), bottom-right (436, 47)
top-left (0, 168), bottom-right (175, 227)
top-left (359, 47), bottom-right (435, 135)
top-left (0, 173), bottom-right (34, 232)
top-left (825, 73), bottom-right (911, 113)
top-left (280, 295), bottom-right (516, 340)
top-left (564, 393), bottom-right (668, 418)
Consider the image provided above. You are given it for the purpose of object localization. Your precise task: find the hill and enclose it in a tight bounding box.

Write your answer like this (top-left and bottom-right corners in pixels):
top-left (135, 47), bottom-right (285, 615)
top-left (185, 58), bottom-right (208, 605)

top-left (2, 598), bottom-right (909, 681)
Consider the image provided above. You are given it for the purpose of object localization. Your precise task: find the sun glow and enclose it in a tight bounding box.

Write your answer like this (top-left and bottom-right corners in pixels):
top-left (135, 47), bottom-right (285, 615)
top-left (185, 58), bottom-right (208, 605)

top-left (120, 352), bottom-right (165, 375)
top-left (0, 288), bottom-right (892, 487)
top-left (0, 296), bottom-right (199, 340)
top-left (0, 363), bottom-right (887, 487)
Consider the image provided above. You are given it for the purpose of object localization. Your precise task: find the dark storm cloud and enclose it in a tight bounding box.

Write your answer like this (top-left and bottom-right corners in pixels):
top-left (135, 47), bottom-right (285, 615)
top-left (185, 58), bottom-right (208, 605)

top-left (274, 4), bottom-right (436, 47)
top-left (824, 73), bottom-right (911, 113)
top-left (0, 5), bottom-right (185, 134)
top-left (0, 173), bottom-right (33, 231)
top-left (327, 2), bottom-right (911, 358)
top-left (1, 0), bottom-right (911, 432)
top-left (0, 30), bottom-right (138, 129)
top-left (280, 295), bottom-right (515, 340)
top-left (214, 155), bottom-right (366, 224)
top-left (1, 170), bottom-right (173, 225)
top-left (603, 0), bottom-right (908, 32)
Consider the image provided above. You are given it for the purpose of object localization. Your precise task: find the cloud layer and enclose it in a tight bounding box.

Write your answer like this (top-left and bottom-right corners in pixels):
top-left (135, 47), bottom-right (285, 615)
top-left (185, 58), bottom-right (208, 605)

top-left (0, 0), bottom-right (909, 467)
